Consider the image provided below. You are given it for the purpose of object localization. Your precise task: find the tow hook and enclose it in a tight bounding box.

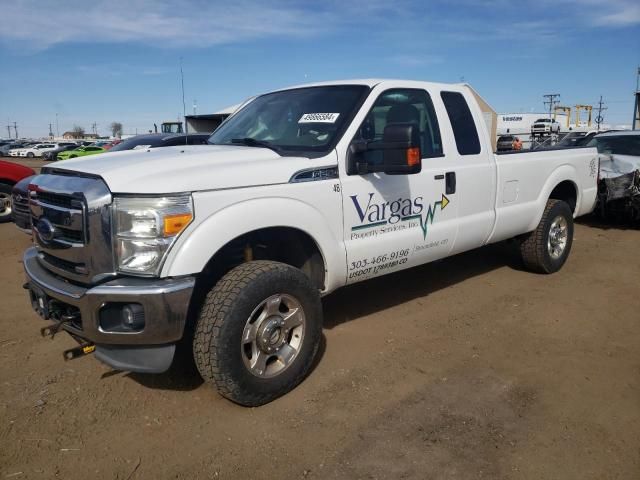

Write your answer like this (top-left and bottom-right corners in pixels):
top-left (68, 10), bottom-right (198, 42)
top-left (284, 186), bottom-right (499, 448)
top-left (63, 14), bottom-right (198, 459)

top-left (63, 343), bottom-right (96, 361)
top-left (40, 321), bottom-right (66, 339)
top-left (40, 320), bottom-right (95, 361)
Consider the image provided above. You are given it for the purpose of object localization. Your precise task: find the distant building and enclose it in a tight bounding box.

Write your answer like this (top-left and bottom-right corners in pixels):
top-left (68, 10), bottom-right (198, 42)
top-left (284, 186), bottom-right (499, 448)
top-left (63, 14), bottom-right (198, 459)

top-left (62, 131), bottom-right (99, 140)
top-left (185, 103), bottom-right (243, 134)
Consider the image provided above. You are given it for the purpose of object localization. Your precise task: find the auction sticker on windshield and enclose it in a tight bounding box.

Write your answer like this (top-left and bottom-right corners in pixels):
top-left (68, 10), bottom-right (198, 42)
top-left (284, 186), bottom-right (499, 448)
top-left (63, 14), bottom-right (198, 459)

top-left (299, 113), bottom-right (340, 123)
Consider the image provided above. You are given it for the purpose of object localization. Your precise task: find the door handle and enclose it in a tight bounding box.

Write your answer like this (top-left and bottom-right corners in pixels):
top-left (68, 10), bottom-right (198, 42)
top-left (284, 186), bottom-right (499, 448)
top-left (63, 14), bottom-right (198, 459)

top-left (434, 174), bottom-right (445, 180)
top-left (445, 172), bottom-right (456, 194)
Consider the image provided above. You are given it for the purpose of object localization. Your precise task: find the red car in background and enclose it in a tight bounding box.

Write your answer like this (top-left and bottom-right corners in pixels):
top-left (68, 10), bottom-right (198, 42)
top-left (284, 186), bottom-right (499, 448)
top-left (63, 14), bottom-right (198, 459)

top-left (0, 160), bottom-right (35, 223)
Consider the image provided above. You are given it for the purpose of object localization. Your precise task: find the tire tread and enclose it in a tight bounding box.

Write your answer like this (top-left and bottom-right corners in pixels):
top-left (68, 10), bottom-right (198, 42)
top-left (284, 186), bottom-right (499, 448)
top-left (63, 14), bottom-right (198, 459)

top-left (193, 260), bottom-right (320, 406)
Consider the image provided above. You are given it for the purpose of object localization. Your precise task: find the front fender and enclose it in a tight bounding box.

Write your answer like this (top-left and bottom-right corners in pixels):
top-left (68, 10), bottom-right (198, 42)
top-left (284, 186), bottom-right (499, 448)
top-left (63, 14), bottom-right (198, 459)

top-left (161, 195), bottom-right (346, 293)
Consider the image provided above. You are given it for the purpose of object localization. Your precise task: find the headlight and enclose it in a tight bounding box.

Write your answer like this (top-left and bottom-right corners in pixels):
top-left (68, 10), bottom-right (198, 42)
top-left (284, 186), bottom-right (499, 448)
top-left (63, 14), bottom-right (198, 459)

top-left (114, 195), bottom-right (193, 276)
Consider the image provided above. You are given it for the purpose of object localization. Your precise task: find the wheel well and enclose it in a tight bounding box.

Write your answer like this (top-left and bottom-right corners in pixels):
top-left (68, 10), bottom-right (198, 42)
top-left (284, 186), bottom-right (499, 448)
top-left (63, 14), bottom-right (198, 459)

top-left (186, 227), bottom-right (326, 326)
top-left (549, 181), bottom-right (577, 214)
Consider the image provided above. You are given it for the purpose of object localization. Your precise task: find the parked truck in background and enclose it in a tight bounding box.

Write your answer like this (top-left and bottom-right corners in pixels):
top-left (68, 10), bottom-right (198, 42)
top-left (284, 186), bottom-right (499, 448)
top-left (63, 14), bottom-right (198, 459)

top-left (22, 79), bottom-right (598, 406)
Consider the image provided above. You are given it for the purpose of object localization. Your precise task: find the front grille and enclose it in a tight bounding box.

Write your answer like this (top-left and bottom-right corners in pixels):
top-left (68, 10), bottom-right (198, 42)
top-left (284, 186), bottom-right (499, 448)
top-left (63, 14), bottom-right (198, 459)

top-left (40, 252), bottom-right (87, 275)
top-left (36, 191), bottom-right (76, 209)
top-left (30, 173), bottom-right (114, 285)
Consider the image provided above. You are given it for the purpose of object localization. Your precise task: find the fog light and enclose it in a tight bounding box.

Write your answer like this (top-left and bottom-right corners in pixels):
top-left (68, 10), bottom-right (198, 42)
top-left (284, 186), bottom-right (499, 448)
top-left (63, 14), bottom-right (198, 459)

top-left (122, 304), bottom-right (145, 330)
top-left (99, 303), bottom-right (145, 332)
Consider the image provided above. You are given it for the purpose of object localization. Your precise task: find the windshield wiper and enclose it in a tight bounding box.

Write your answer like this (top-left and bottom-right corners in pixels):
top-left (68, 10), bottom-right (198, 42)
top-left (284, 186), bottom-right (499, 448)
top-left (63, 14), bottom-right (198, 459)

top-left (230, 137), bottom-right (282, 154)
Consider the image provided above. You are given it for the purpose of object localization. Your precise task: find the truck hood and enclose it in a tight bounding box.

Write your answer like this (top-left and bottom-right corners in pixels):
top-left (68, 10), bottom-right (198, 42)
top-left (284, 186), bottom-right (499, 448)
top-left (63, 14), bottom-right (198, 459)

top-left (48, 145), bottom-right (326, 194)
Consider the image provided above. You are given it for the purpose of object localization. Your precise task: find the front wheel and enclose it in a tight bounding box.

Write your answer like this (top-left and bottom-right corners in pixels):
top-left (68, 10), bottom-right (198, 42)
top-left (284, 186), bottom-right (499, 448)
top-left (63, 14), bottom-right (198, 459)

top-left (27, 152), bottom-right (34, 158)
top-left (0, 183), bottom-right (14, 223)
top-left (519, 199), bottom-right (574, 273)
top-left (193, 261), bottom-right (322, 406)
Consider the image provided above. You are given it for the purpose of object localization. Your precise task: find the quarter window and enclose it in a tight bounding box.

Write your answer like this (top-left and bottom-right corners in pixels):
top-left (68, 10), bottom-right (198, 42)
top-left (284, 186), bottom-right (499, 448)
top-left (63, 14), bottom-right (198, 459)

top-left (441, 91), bottom-right (481, 155)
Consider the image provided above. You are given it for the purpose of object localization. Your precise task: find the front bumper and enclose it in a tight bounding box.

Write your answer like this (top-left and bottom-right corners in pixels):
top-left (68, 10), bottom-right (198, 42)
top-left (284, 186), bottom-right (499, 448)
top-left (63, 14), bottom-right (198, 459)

top-left (23, 247), bottom-right (195, 372)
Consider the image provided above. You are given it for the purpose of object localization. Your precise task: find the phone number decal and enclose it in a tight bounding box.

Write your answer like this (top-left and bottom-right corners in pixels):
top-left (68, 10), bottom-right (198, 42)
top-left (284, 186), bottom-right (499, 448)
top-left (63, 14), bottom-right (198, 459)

top-left (348, 249), bottom-right (410, 279)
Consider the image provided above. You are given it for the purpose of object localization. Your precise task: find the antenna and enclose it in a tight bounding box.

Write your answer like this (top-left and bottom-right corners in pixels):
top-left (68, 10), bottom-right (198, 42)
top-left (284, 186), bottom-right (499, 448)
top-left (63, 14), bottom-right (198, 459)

top-left (180, 57), bottom-right (188, 144)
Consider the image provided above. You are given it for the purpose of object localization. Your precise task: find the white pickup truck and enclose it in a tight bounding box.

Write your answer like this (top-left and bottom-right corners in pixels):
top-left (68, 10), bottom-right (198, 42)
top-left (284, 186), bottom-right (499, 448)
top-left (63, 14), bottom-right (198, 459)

top-left (23, 79), bottom-right (598, 405)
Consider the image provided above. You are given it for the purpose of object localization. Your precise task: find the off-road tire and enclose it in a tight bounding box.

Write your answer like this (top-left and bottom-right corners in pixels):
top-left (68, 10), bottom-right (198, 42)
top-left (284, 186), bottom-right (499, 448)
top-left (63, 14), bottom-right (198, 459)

top-left (193, 260), bottom-right (322, 406)
top-left (519, 199), bottom-right (573, 274)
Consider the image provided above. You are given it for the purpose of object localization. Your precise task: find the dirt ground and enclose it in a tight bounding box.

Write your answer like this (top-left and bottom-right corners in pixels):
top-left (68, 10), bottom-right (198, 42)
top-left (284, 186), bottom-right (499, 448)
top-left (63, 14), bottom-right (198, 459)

top-left (1, 217), bottom-right (639, 479)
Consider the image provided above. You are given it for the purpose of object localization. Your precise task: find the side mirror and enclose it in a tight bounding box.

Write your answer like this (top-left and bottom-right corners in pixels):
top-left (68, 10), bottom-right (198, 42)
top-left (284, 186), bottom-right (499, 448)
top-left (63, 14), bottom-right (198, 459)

top-left (348, 123), bottom-right (421, 175)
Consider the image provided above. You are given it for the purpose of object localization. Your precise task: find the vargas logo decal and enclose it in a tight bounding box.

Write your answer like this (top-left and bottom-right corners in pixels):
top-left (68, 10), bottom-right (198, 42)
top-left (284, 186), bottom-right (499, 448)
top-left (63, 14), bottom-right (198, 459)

top-left (350, 193), bottom-right (450, 240)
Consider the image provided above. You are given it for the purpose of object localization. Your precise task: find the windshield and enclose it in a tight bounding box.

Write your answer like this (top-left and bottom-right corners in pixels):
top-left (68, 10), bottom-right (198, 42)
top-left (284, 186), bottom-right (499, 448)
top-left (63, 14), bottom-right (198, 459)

top-left (208, 85), bottom-right (369, 156)
top-left (588, 135), bottom-right (640, 156)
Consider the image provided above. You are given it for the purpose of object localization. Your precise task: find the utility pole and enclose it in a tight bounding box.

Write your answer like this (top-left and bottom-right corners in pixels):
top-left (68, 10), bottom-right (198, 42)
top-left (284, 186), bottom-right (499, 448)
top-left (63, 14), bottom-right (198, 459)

top-left (543, 94), bottom-right (561, 119)
top-left (56, 113), bottom-right (59, 137)
top-left (91, 122), bottom-right (97, 135)
top-left (13, 122), bottom-right (18, 139)
top-left (193, 99), bottom-right (197, 115)
top-left (48, 123), bottom-right (54, 138)
top-left (595, 96), bottom-right (608, 132)
top-left (6, 122), bottom-right (11, 139)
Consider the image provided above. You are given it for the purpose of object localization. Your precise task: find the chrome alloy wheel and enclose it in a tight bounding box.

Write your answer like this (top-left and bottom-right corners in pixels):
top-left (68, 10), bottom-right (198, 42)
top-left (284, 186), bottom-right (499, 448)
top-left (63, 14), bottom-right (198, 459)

top-left (0, 192), bottom-right (11, 218)
top-left (241, 294), bottom-right (305, 378)
top-left (547, 215), bottom-right (568, 259)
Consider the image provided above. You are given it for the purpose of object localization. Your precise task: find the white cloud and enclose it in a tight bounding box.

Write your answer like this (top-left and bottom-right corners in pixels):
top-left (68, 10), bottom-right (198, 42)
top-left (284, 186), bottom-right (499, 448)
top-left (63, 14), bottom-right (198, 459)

top-left (0, 0), bottom-right (394, 51)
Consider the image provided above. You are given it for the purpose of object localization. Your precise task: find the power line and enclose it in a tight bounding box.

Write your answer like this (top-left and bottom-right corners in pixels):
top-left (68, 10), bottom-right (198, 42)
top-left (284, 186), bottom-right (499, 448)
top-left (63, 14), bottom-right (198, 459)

top-left (543, 94), bottom-right (561, 119)
top-left (595, 96), bottom-right (608, 132)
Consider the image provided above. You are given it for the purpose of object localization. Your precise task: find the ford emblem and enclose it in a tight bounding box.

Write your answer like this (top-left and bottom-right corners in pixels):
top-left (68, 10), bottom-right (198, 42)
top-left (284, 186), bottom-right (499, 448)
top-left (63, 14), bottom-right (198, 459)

top-left (37, 218), bottom-right (56, 242)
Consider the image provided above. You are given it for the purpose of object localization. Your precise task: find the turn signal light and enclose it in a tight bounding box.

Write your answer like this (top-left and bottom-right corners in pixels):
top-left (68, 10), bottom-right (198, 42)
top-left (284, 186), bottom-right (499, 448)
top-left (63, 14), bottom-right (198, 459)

top-left (406, 147), bottom-right (421, 167)
top-left (163, 213), bottom-right (193, 236)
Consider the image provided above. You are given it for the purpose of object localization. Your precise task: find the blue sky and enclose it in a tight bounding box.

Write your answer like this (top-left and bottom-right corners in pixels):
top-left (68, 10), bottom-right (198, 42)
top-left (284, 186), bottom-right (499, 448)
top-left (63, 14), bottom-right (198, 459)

top-left (0, 0), bottom-right (638, 138)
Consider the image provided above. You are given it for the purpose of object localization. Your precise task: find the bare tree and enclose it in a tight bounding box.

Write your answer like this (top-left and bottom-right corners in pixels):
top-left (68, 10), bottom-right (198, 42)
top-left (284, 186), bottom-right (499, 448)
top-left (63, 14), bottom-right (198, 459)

top-left (72, 125), bottom-right (85, 138)
top-left (109, 122), bottom-right (123, 138)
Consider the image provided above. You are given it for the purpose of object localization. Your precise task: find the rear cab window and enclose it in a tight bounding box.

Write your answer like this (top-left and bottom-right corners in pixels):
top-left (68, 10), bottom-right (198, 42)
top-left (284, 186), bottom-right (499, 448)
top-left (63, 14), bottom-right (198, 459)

top-left (441, 91), bottom-right (481, 155)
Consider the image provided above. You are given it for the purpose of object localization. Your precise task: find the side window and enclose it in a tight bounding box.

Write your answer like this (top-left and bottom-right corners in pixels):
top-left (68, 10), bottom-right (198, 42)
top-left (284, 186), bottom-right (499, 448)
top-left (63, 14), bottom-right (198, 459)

top-left (440, 91), bottom-right (481, 155)
top-left (355, 88), bottom-right (443, 159)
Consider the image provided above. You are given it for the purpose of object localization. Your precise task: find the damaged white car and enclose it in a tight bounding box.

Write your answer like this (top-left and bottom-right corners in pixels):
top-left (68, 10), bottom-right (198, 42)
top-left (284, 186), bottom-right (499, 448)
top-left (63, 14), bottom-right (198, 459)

top-left (589, 131), bottom-right (640, 222)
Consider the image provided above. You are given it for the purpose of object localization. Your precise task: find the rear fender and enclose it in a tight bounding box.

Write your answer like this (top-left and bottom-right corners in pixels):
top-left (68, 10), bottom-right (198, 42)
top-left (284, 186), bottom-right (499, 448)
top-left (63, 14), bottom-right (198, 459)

top-left (525, 164), bottom-right (579, 232)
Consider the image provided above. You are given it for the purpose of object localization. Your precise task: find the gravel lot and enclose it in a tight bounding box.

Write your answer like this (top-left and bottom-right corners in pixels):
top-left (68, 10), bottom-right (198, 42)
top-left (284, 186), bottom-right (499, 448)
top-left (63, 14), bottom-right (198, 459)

top-left (1, 216), bottom-right (639, 479)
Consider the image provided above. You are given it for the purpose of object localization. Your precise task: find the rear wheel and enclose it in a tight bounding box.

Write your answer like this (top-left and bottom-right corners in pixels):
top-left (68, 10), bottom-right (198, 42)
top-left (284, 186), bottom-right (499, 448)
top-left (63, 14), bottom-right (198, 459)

top-left (193, 260), bottom-right (322, 406)
top-left (0, 183), bottom-right (14, 223)
top-left (519, 199), bottom-right (574, 273)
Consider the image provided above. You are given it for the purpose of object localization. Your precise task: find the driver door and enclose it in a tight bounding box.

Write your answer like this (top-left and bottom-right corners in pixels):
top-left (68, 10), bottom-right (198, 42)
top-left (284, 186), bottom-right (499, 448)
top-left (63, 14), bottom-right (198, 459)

top-left (340, 88), bottom-right (459, 284)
